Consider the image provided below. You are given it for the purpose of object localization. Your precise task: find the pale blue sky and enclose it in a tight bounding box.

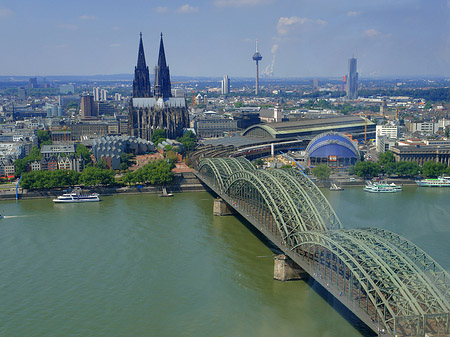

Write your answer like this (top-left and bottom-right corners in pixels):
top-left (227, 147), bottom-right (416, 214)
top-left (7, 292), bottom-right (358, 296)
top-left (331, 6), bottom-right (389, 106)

top-left (0, 0), bottom-right (449, 78)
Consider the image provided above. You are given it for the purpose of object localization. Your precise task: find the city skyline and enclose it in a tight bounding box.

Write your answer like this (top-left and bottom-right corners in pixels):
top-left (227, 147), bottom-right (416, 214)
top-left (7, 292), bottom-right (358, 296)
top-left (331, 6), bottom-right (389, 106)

top-left (1, 0), bottom-right (450, 78)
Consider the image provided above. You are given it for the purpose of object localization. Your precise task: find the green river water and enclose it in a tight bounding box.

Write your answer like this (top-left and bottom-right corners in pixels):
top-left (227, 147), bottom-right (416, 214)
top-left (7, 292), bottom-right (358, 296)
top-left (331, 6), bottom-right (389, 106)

top-left (0, 186), bottom-right (448, 336)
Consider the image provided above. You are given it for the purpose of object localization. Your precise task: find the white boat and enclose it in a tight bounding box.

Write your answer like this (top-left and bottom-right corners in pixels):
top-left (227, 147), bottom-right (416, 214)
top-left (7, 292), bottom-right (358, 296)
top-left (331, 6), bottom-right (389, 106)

top-left (159, 187), bottom-right (173, 197)
top-left (364, 181), bottom-right (402, 193)
top-left (330, 183), bottom-right (343, 191)
top-left (53, 188), bottom-right (100, 203)
top-left (416, 176), bottom-right (450, 187)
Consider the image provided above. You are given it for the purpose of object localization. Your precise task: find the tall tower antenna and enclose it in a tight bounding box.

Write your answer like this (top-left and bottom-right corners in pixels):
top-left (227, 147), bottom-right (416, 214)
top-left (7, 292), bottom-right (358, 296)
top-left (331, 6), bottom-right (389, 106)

top-left (252, 40), bottom-right (263, 95)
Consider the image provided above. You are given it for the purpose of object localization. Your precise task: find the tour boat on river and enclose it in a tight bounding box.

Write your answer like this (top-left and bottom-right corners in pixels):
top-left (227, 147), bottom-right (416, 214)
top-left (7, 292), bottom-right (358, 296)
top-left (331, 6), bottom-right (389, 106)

top-left (53, 188), bottom-right (100, 203)
top-left (363, 181), bottom-right (402, 193)
top-left (416, 176), bottom-right (450, 187)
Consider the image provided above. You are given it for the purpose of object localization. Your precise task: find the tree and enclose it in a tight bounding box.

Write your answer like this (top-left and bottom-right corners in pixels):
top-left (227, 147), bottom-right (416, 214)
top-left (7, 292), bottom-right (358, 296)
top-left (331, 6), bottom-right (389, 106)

top-left (312, 164), bottom-right (331, 180)
top-left (165, 150), bottom-right (178, 163)
top-left (120, 152), bottom-right (134, 168)
top-left (28, 146), bottom-right (41, 162)
top-left (122, 159), bottom-right (174, 186)
top-left (395, 161), bottom-right (420, 177)
top-left (14, 158), bottom-right (28, 177)
top-left (151, 128), bottom-right (166, 145)
top-left (95, 159), bottom-right (107, 169)
top-left (119, 162), bottom-right (129, 171)
top-left (20, 170), bottom-right (81, 189)
top-left (80, 167), bottom-right (114, 186)
top-left (177, 130), bottom-right (197, 152)
top-left (37, 130), bottom-right (51, 146)
top-left (76, 144), bottom-right (92, 165)
top-left (378, 151), bottom-right (395, 166)
top-left (253, 158), bottom-right (264, 168)
top-left (351, 161), bottom-right (380, 178)
top-left (422, 161), bottom-right (446, 178)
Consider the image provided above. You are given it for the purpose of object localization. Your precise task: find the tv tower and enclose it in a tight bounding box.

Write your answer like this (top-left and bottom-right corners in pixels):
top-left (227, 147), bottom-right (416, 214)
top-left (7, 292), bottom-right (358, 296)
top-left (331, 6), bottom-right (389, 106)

top-left (252, 40), bottom-right (262, 95)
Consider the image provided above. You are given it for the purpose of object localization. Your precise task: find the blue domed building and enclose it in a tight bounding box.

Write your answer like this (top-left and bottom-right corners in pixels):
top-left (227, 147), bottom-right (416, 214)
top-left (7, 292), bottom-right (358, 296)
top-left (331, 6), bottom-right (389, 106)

top-left (305, 132), bottom-right (360, 167)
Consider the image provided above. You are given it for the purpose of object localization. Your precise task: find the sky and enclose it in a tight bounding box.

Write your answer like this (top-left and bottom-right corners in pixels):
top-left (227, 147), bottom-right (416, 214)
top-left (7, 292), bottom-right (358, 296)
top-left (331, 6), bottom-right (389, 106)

top-left (1, 0), bottom-right (450, 78)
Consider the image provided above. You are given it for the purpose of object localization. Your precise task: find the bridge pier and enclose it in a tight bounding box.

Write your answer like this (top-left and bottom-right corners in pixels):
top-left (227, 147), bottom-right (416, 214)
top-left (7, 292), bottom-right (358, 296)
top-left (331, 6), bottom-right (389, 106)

top-left (274, 254), bottom-right (308, 281)
top-left (213, 198), bottom-right (236, 216)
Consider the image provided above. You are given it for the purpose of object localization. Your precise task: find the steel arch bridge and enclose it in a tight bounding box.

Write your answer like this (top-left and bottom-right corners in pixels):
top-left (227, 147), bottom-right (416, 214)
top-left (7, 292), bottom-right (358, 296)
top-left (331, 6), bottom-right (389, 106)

top-left (197, 157), bottom-right (450, 337)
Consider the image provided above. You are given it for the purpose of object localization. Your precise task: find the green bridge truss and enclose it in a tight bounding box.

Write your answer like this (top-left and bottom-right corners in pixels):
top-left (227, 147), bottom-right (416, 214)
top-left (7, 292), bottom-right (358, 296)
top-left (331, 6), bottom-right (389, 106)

top-left (197, 157), bottom-right (449, 337)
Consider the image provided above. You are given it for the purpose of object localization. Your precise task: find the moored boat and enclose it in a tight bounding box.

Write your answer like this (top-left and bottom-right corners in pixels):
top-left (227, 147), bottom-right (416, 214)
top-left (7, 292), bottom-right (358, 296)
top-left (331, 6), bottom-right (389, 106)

top-left (53, 188), bottom-right (100, 203)
top-left (159, 187), bottom-right (173, 197)
top-left (416, 176), bottom-right (450, 187)
top-left (330, 183), bottom-right (343, 191)
top-left (363, 181), bottom-right (402, 193)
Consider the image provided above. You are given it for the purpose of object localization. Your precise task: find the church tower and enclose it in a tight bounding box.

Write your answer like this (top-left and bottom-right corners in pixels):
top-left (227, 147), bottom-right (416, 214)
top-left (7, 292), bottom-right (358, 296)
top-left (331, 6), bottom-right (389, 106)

top-left (132, 33), bottom-right (152, 98)
top-left (129, 33), bottom-right (189, 140)
top-left (154, 33), bottom-right (172, 98)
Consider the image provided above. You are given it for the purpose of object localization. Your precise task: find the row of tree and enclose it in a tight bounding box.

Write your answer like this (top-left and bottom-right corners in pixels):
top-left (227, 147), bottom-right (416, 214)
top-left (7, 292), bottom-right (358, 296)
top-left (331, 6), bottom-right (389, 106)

top-left (350, 151), bottom-right (450, 178)
top-left (20, 158), bottom-right (178, 190)
top-left (311, 151), bottom-right (450, 180)
top-left (20, 167), bottom-right (115, 190)
top-left (122, 159), bottom-right (174, 186)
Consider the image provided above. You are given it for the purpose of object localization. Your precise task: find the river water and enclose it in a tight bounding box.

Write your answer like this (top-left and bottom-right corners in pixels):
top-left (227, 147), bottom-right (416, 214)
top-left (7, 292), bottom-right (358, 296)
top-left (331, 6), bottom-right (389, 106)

top-left (0, 187), bottom-right (448, 336)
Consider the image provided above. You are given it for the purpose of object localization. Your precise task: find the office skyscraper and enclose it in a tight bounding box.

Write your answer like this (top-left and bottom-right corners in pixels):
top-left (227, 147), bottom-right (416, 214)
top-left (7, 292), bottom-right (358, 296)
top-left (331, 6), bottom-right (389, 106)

top-left (93, 87), bottom-right (100, 101)
top-left (80, 94), bottom-right (98, 119)
top-left (346, 57), bottom-right (358, 100)
top-left (100, 89), bottom-right (108, 101)
top-left (221, 75), bottom-right (230, 95)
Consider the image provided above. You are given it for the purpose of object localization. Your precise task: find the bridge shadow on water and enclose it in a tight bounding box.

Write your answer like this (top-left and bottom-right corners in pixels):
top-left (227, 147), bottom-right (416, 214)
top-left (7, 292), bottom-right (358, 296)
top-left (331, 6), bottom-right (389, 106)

top-left (233, 212), bottom-right (377, 337)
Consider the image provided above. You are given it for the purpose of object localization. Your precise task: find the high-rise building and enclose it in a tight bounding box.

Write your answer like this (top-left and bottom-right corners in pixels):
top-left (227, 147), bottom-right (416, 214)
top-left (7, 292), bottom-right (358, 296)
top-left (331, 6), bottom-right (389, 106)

top-left (128, 33), bottom-right (189, 140)
top-left (100, 89), bottom-right (108, 101)
top-left (29, 77), bottom-right (38, 89)
top-left (313, 78), bottom-right (319, 89)
top-left (80, 94), bottom-right (98, 119)
top-left (221, 75), bottom-right (230, 95)
top-left (346, 57), bottom-right (358, 100)
top-left (93, 87), bottom-right (100, 101)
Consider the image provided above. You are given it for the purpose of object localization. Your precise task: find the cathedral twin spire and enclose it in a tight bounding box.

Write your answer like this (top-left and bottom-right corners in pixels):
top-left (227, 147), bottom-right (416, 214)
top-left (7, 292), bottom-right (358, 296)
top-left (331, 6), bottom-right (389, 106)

top-left (132, 33), bottom-right (171, 99)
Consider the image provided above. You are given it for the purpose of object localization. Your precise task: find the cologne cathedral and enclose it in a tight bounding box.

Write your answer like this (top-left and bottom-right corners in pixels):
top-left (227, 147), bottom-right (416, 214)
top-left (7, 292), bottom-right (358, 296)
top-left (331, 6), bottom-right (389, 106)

top-left (128, 33), bottom-right (189, 140)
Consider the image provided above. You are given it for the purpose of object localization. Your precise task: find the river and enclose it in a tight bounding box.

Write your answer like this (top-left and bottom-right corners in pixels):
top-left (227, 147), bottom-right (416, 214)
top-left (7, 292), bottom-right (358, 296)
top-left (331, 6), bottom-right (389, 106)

top-left (0, 187), bottom-right (448, 336)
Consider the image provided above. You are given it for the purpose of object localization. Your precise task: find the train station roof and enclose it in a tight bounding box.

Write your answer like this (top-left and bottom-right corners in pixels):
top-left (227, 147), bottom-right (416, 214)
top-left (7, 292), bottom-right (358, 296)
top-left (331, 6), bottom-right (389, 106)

top-left (242, 116), bottom-right (373, 139)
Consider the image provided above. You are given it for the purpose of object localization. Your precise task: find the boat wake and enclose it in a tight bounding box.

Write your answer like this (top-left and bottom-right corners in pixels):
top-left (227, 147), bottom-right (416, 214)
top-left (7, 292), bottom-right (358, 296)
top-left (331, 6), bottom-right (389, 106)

top-left (2, 215), bottom-right (30, 219)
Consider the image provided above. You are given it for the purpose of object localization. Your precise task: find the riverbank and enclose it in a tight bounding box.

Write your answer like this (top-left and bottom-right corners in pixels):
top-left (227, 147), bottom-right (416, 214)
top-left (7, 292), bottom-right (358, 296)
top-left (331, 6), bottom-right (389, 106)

top-left (0, 172), bottom-right (209, 201)
top-left (315, 177), bottom-right (419, 188)
top-left (0, 172), bottom-right (422, 201)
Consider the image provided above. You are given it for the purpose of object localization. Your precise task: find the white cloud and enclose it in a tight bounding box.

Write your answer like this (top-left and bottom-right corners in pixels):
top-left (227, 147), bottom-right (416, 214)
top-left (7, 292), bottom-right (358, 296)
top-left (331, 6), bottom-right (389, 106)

top-left (177, 4), bottom-right (199, 14)
top-left (214, 0), bottom-right (273, 7)
top-left (0, 6), bottom-right (13, 17)
top-left (57, 23), bottom-right (79, 31)
top-left (155, 6), bottom-right (169, 13)
top-left (277, 17), bottom-right (326, 35)
top-left (364, 28), bottom-right (381, 38)
top-left (347, 11), bottom-right (361, 17)
top-left (79, 15), bottom-right (96, 20)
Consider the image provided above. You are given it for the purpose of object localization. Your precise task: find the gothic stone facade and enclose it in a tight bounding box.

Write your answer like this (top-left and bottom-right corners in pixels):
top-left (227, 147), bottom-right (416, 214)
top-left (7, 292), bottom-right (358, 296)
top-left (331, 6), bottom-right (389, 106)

top-left (128, 33), bottom-right (189, 141)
